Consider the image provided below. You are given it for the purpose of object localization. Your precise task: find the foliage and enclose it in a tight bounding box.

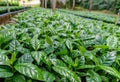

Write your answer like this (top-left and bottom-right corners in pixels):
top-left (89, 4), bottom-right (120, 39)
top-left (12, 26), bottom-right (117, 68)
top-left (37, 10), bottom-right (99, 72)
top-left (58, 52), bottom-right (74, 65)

top-left (0, 8), bottom-right (120, 81)
top-left (59, 9), bottom-right (120, 24)
top-left (0, 1), bottom-right (19, 6)
top-left (0, 6), bottom-right (29, 14)
top-left (46, 0), bottom-right (66, 8)
top-left (80, 0), bottom-right (115, 10)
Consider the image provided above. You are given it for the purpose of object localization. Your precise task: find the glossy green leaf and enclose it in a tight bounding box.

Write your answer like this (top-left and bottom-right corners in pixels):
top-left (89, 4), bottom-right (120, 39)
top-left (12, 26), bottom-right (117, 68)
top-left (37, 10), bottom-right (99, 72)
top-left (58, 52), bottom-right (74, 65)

top-left (46, 36), bottom-right (53, 45)
top-left (44, 46), bottom-right (54, 55)
top-left (48, 25), bottom-right (57, 35)
top-left (42, 54), bottom-right (52, 67)
top-left (0, 29), bottom-right (13, 47)
top-left (99, 51), bottom-right (116, 66)
top-left (99, 65), bottom-right (120, 79)
top-left (84, 51), bottom-right (99, 65)
top-left (0, 50), bottom-right (9, 55)
top-left (100, 76), bottom-right (109, 82)
top-left (14, 63), bottom-right (44, 81)
top-left (13, 74), bottom-right (26, 82)
top-left (31, 51), bottom-right (43, 65)
top-left (31, 35), bottom-right (40, 51)
top-left (77, 65), bottom-right (96, 69)
top-left (43, 71), bottom-right (55, 82)
top-left (61, 55), bottom-right (74, 66)
top-left (17, 47), bottom-right (30, 54)
top-left (10, 52), bottom-right (16, 65)
top-left (53, 66), bottom-right (81, 82)
top-left (106, 36), bottom-right (118, 49)
top-left (66, 39), bottom-right (73, 51)
top-left (0, 68), bottom-right (13, 78)
top-left (86, 70), bottom-right (102, 82)
top-left (17, 53), bottom-right (33, 63)
top-left (0, 53), bottom-right (9, 65)
top-left (79, 46), bottom-right (87, 53)
top-left (55, 45), bottom-right (68, 55)
top-left (51, 59), bottom-right (66, 67)
top-left (9, 39), bottom-right (20, 51)
top-left (94, 45), bottom-right (109, 49)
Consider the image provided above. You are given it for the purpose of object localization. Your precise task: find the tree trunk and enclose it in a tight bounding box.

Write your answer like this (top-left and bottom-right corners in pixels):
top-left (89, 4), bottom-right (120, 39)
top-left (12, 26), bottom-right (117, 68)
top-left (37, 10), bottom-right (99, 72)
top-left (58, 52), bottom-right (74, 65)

top-left (45, 0), bottom-right (48, 8)
top-left (89, 0), bottom-right (92, 12)
top-left (42, 0), bottom-right (45, 8)
top-left (40, 0), bottom-right (45, 8)
top-left (40, 0), bottom-right (41, 7)
top-left (52, 0), bottom-right (56, 12)
top-left (113, 0), bottom-right (117, 11)
top-left (72, 0), bottom-right (75, 9)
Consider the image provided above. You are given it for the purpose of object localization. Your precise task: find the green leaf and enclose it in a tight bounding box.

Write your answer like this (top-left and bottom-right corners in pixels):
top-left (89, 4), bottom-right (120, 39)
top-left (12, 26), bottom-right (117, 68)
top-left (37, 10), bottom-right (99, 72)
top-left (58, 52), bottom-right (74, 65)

top-left (99, 51), bottom-right (116, 66)
top-left (78, 56), bottom-right (85, 66)
top-left (46, 36), bottom-right (53, 45)
top-left (99, 65), bottom-right (120, 79)
top-left (66, 39), bottom-right (73, 51)
top-left (77, 65), bottom-right (96, 69)
top-left (31, 35), bottom-right (40, 51)
top-left (42, 54), bottom-right (52, 67)
top-left (51, 59), bottom-right (66, 67)
top-left (14, 63), bottom-right (44, 81)
top-left (74, 58), bottom-right (79, 67)
top-left (106, 35), bottom-right (118, 49)
top-left (10, 52), bottom-right (16, 65)
top-left (84, 51), bottom-right (99, 65)
top-left (32, 51), bottom-right (52, 67)
top-left (86, 70), bottom-right (102, 82)
top-left (13, 74), bottom-right (26, 82)
top-left (0, 49), bottom-right (9, 55)
top-left (55, 44), bottom-right (68, 55)
top-left (0, 53), bottom-right (10, 65)
top-left (44, 46), bottom-right (54, 55)
top-left (79, 46), bottom-right (87, 53)
top-left (94, 45), bottom-right (109, 49)
top-left (0, 30), bottom-right (13, 47)
top-left (100, 76), bottom-right (109, 82)
top-left (43, 71), bottom-right (55, 82)
top-left (17, 47), bottom-right (30, 54)
top-left (61, 55), bottom-right (74, 66)
top-left (0, 68), bottom-right (13, 78)
top-left (17, 53), bottom-right (33, 63)
top-left (31, 51), bottom-right (43, 65)
top-left (9, 40), bottom-right (20, 51)
top-left (53, 66), bottom-right (81, 82)
top-left (48, 25), bottom-right (57, 35)
top-left (27, 79), bottom-right (32, 82)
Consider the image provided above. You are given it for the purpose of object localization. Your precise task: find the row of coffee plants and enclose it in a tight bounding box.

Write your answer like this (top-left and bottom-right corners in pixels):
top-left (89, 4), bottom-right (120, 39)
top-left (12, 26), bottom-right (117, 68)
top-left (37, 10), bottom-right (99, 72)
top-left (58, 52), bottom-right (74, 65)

top-left (59, 9), bottom-right (120, 24)
top-left (0, 6), bottom-right (25, 14)
top-left (0, 1), bottom-right (19, 6)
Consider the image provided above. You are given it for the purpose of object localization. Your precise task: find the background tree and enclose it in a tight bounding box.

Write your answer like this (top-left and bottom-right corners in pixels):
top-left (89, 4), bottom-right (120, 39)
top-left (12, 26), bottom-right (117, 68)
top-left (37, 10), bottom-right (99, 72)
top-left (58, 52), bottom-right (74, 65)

top-left (89, 0), bottom-right (92, 11)
top-left (40, 0), bottom-right (45, 8)
top-left (66, 0), bottom-right (72, 8)
top-left (52, 0), bottom-right (56, 12)
top-left (72, 0), bottom-right (75, 9)
top-left (113, 0), bottom-right (117, 11)
top-left (45, 0), bottom-right (48, 8)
